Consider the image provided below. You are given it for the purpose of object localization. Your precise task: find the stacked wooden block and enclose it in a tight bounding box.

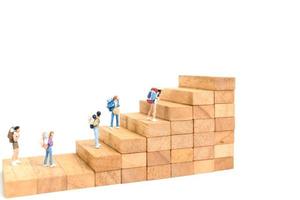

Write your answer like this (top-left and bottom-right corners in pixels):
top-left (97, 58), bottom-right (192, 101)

top-left (2, 75), bottom-right (235, 198)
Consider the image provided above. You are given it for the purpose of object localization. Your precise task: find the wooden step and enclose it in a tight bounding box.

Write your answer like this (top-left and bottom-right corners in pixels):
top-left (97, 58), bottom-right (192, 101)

top-left (179, 75), bottom-right (235, 91)
top-left (55, 154), bottom-right (95, 189)
top-left (28, 156), bottom-right (67, 194)
top-left (139, 100), bottom-right (193, 121)
top-left (76, 140), bottom-right (121, 172)
top-left (100, 126), bottom-right (146, 153)
top-left (3, 158), bottom-right (37, 198)
top-left (160, 88), bottom-right (214, 105)
top-left (121, 167), bottom-right (147, 183)
top-left (120, 112), bottom-right (170, 137)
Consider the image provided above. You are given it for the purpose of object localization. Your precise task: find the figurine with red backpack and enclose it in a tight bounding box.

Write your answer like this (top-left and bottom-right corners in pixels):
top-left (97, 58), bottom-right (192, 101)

top-left (146, 88), bottom-right (162, 121)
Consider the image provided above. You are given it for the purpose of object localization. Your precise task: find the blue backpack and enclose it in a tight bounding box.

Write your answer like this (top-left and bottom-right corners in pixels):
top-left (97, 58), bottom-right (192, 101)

top-left (147, 90), bottom-right (157, 103)
top-left (107, 99), bottom-right (115, 111)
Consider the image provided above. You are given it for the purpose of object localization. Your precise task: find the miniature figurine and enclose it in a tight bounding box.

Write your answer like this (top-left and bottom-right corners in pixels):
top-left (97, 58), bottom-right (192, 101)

top-left (146, 88), bottom-right (162, 121)
top-left (43, 131), bottom-right (56, 167)
top-left (7, 126), bottom-right (21, 166)
top-left (89, 111), bottom-right (101, 148)
top-left (107, 96), bottom-right (120, 129)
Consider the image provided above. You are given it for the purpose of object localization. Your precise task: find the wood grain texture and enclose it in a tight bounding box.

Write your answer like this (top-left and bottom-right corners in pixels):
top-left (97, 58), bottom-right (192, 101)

top-left (139, 100), bottom-right (193, 121)
top-left (170, 120), bottom-right (193, 135)
top-left (194, 132), bottom-right (215, 147)
top-left (3, 158), bottom-right (37, 198)
top-left (215, 104), bottom-right (234, 118)
top-left (147, 150), bottom-right (170, 166)
top-left (214, 144), bottom-right (234, 158)
top-left (55, 154), bottom-right (95, 190)
top-left (171, 148), bottom-right (193, 163)
top-left (76, 140), bottom-right (121, 172)
top-left (215, 117), bottom-right (235, 131)
top-left (160, 88), bottom-right (214, 105)
top-left (100, 126), bottom-right (146, 153)
top-left (171, 134), bottom-right (193, 149)
top-left (193, 105), bottom-right (215, 119)
top-left (215, 157), bottom-right (234, 171)
top-left (121, 113), bottom-right (170, 137)
top-left (194, 146), bottom-right (214, 161)
top-left (121, 167), bottom-right (147, 183)
top-left (179, 75), bottom-right (235, 91)
top-left (95, 170), bottom-right (121, 186)
top-left (122, 152), bottom-right (146, 169)
top-left (194, 119), bottom-right (215, 133)
top-left (147, 164), bottom-right (171, 180)
top-left (215, 91), bottom-right (234, 104)
top-left (147, 136), bottom-right (171, 152)
top-left (28, 156), bottom-right (67, 194)
top-left (215, 131), bottom-right (234, 144)
top-left (171, 162), bottom-right (194, 177)
top-left (194, 160), bottom-right (215, 174)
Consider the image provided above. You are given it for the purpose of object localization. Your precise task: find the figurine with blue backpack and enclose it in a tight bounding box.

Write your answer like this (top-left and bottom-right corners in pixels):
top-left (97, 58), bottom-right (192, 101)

top-left (107, 96), bottom-right (120, 129)
top-left (146, 88), bottom-right (162, 121)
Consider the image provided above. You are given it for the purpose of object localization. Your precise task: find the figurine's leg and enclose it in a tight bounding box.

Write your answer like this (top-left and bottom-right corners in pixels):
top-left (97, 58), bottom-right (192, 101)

top-left (44, 149), bottom-right (49, 165)
top-left (94, 127), bottom-right (100, 148)
top-left (49, 148), bottom-right (53, 166)
top-left (116, 114), bottom-right (119, 128)
top-left (110, 112), bottom-right (114, 128)
top-left (152, 104), bottom-right (157, 121)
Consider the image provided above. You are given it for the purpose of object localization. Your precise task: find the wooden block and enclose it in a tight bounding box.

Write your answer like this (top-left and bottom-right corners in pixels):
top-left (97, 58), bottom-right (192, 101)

top-left (28, 156), bottom-right (67, 194)
top-left (194, 160), bottom-right (215, 174)
top-left (171, 162), bottom-right (194, 177)
top-left (194, 146), bottom-right (214, 160)
top-left (55, 154), bottom-right (95, 190)
top-left (170, 120), bottom-right (193, 135)
top-left (215, 104), bottom-right (234, 118)
top-left (171, 148), bottom-right (193, 163)
top-left (139, 100), bottom-right (193, 121)
top-left (95, 170), bottom-right (121, 186)
top-left (76, 140), bottom-right (121, 172)
top-left (122, 167), bottom-right (147, 183)
top-left (147, 136), bottom-right (171, 152)
top-left (121, 113), bottom-right (170, 137)
top-left (122, 152), bottom-right (146, 169)
top-left (160, 88), bottom-right (214, 105)
top-left (147, 164), bottom-right (171, 180)
top-left (214, 144), bottom-right (234, 158)
top-left (100, 126), bottom-right (146, 153)
top-left (171, 134), bottom-right (193, 149)
top-left (215, 117), bottom-right (235, 131)
top-left (194, 132), bottom-right (215, 147)
top-left (215, 91), bottom-right (234, 104)
top-left (193, 105), bottom-right (215, 119)
top-left (120, 114), bottom-right (128, 128)
top-left (3, 158), bottom-right (37, 198)
top-left (215, 157), bottom-right (234, 171)
top-left (179, 75), bottom-right (235, 91)
top-left (194, 119), bottom-right (215, 133)
top-left (215, 131), bottom-right (234, 144)
top-left (147, 150), bottom-right (170, 166)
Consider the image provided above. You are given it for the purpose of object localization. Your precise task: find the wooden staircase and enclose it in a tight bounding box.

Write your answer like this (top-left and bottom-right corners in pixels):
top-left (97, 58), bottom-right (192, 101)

top-left (2, 75), bottom-right (235, 198)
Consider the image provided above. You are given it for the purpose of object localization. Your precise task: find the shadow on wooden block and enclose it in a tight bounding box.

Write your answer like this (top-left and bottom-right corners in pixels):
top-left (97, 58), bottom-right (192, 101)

top-left (55, 154), bottom-right (95, 190)
top-left (121, 167), bottom-right (147, 183)
top-left (96, 170), bottom-right (121, 186)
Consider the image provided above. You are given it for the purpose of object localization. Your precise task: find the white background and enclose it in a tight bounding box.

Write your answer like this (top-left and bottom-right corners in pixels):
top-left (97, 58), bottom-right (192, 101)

top-left (1, 0), bottom-right (300, 199)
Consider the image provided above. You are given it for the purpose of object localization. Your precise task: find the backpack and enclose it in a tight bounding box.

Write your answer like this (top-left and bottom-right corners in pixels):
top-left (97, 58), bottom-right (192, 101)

top-left (147, 90), bottom-right (157, 103)
top-left (107, 99), bottom-right (115, 111)
top-left (7, 128), bottom-right (14, 143)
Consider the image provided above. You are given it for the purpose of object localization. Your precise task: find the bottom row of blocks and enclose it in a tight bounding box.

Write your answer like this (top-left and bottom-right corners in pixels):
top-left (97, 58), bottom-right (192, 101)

top-left (3, 155), bottom-right (233, 198)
